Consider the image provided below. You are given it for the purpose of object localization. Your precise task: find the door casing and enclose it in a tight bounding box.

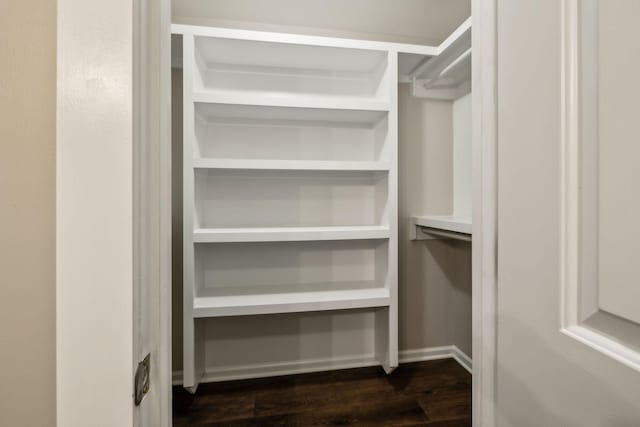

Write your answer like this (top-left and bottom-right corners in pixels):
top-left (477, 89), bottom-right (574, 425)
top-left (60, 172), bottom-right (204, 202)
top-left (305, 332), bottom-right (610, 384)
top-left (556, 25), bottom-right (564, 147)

top-left (56, 1), bottom-right (499, 426)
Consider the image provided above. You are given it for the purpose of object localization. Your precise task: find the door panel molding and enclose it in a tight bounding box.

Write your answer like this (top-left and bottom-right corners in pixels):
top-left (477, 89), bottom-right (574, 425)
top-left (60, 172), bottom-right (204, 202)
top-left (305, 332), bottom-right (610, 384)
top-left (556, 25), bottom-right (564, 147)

top-left (560, 0), bottom-right (640, 373)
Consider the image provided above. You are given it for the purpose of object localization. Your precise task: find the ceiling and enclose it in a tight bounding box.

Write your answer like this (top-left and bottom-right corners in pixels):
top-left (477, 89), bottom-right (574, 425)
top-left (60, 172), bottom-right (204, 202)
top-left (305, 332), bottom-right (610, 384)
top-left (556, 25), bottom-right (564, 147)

top-left (173, 0), bottom-right (471, 46)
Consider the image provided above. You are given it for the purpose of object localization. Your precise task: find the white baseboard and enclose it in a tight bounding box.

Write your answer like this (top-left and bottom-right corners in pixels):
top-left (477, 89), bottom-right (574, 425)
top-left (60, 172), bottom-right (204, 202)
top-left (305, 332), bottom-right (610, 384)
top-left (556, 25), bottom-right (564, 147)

top-left (399, 345), bottom-right (472, 373)
top-left (172, 345), bottom-right (472, 385)
top-left (451, 345), bottom-right (473, 373)
top-left (399, 345), bottom-right (455, 363)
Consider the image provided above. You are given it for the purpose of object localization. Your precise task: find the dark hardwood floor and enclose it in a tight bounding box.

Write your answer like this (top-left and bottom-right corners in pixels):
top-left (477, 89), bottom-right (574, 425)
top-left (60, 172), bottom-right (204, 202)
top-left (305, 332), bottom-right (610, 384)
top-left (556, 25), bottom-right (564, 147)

top-left (173, 359), bottom-right (471, 426)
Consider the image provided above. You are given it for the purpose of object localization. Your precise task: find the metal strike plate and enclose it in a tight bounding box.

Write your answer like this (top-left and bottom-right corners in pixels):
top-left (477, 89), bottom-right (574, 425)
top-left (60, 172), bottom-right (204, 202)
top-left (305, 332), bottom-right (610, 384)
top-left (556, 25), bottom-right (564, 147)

top-left (134, 353), bottom-right (150, 406)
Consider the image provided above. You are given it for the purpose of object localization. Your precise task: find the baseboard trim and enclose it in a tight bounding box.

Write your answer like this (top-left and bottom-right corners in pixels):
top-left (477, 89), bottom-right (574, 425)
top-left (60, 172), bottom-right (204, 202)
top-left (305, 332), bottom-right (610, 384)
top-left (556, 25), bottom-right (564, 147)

top-left (399, 345), bottom-right (472, 374)
top-left (399, 345), bottom-right (455, 364)
top-left (451, 345), bottom-right (473, 373)
top-left (172, 354), bottom-right (381, 385)
top-left (172, 345), bottom-right (472, 385)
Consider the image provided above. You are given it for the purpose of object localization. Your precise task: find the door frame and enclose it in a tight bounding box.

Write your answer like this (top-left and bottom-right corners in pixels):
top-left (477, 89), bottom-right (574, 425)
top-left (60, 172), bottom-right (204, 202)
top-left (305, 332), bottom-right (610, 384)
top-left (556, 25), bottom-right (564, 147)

top-left (471, 0), bottom-right (498, 426)
top-left (131, 0), bottom-right (173, 424)
top-left (56, 0), bottom-right (497, 425)
top-left (56, 0), bottom-right (172, 425)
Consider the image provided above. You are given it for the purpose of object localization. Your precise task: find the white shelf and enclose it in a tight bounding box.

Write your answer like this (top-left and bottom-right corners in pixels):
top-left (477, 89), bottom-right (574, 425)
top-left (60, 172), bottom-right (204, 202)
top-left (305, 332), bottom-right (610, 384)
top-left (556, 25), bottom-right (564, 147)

top-left (180, 24), bottom-right (399, 389)
top-left (193, 35), bottom-right (387, 74)
top-left (411, 17), bottom-right (471, 81)
top-left (193, 103), bottom-right (387, 163)
top-left (410, 17), bottom-right (472, 100)
top-left (193, 225), bottom-right (390, 243)
top-left (410, 215), bottom-right (472, 242)
top-left (172, 23), bottom-right (438, 56)
top-left (193, 287), bottom-right (391, 318)
top-left (194, 102), bottom-right (387, 126)
top-left (193, 159), bottom-right (391, 171)
top-left (413, 215), bottom-right (471, 234)
top-left (192, 91), bottom-right (391, 112)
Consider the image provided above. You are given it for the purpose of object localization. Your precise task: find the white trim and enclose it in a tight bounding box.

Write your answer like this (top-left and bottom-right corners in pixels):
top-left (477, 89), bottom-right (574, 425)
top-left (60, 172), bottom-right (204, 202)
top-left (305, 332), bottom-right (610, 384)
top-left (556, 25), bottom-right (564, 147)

top-left (132, 0), bottom-right (172, 424)
top-left (438, 17), bottom-right (473, 56)
top-left (409, 17), bottom-right (472, 80)
top-left (132, 0), bottom-right (173, 423)
top-left (561, 326), bottom-right (640, 373)
top-left (156, 0), bottom-right (173, 423)
top-left (158, 6), bottom-right (173, 425)
top-left (452, 346), bottom-right (474, 374)
top-left (560, 0), bottom-right (582, 333)
top-left (472, 0), bottom-right (498, 426)
top-left (399, 345), bottom-right (461, 364)
top-left (58, 0), bottom-right (172, 424)
top-left (173, 355), bottom-right (380, 385)
top-left (172, 345), bottom-right (472, 385)
top-left (57, 0), bottom-right (136, 424)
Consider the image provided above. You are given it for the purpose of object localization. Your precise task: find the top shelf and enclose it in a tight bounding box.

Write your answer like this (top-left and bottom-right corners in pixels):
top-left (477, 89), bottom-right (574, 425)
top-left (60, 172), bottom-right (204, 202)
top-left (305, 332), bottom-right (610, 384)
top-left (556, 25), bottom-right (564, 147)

top-left (409, 17), bottom-right (472, 100)
top-left (193, 35), bottom-right (388, 74)
top-left (188, 32), bottom-right (394, 102)
top-left (172, 23), bottom-right (439, 57)
top-left (172, 18), bottom-right (471, 87)
top-left (410, 17), bottom-right (471, 81)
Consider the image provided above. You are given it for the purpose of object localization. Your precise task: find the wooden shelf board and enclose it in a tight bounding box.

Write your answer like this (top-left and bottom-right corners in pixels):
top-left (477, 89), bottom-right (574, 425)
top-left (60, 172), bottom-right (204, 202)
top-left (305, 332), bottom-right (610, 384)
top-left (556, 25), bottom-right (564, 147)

top-left (193, 225), bottom-right (390, 243)
top-left (195, 102), bottom-right (387, 126)
top-left (410, 17), bottom-right (472, 80)
top-left (409, 17), bottom-right (472, 100)
top-left (412, 215), bottom-right (471, 234)
top-left (172, 23), bottom-right (439, 57)
top-left (192, 159), bottom-right (391, 171)
top-left (193, 287), bottom-right (391, 317)
top-left (192, 91), bottom-right (390, 112)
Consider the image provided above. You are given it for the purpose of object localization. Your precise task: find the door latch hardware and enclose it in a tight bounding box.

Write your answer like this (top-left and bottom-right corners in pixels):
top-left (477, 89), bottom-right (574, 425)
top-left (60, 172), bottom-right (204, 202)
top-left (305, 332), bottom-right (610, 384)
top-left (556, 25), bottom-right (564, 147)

top-left (134, 353), bottom-right (150, 406)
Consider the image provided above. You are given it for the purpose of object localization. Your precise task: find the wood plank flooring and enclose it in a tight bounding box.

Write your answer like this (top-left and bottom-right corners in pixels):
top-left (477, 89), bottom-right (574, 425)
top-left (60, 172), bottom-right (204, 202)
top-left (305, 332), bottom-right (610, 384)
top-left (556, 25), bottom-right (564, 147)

top-left (173, 359), bottom-right (471, 426)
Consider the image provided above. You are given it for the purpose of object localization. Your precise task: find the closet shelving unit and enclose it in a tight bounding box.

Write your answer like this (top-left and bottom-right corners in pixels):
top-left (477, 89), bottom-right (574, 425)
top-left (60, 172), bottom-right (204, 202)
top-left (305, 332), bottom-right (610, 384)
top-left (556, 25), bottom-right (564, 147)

top-left (409, 17), bottom-right (473, 243)
top-left (173, 17), bottom-right (471, 391)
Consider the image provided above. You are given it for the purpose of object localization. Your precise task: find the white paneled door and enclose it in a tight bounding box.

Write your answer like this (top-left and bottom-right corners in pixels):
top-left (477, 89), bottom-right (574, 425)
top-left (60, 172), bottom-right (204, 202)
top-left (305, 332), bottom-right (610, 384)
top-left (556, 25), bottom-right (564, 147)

top-left (495, 0), bottom-right (640, 425)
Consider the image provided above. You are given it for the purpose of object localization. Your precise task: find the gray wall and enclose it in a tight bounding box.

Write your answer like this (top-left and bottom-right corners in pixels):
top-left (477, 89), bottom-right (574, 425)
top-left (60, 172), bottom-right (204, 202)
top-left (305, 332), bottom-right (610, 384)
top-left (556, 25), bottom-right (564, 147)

top-left (0, 1), bottom-right (56, 425)
top-left (398, 85), bottom-right (472, 357)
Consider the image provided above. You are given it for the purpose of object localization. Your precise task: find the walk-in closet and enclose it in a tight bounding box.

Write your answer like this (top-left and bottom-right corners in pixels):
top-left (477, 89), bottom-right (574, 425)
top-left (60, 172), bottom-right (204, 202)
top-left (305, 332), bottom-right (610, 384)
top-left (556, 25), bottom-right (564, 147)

top-left (170, 1), bottom-right (474, 424)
